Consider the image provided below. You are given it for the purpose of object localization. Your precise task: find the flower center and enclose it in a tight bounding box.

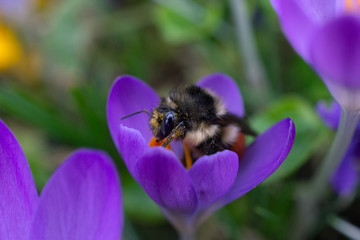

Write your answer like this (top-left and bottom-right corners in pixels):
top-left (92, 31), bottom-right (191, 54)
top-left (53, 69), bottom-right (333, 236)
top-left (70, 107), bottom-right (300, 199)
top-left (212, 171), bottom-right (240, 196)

top-left (149, 133), bottom-right (247, 170)
top-left (149, 136), bottom-right (193, 169)
top-left (345, 0), bottom-right (360, 12)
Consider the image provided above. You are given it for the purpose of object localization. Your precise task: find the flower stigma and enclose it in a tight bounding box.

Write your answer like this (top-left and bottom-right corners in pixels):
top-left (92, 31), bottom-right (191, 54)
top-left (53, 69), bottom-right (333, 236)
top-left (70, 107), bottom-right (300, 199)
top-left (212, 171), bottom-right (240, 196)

top-left (148, 132), bottom-right (247, 170)
top-left (345, 0), bottom-right (360, 12)
top-left (149, 136), bottom-right (193, 169)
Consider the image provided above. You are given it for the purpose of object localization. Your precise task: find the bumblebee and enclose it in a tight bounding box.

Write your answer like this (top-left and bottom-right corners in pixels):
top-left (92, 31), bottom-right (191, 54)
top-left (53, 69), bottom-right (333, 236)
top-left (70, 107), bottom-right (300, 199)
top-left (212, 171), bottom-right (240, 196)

top-left (122, 85), bottom-right (256, 168)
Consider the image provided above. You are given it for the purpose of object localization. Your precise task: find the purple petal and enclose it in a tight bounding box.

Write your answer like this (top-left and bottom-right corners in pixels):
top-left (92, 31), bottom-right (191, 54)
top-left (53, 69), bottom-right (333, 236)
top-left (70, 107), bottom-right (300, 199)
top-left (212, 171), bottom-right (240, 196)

top-left (0, 120), bottom-right (38, 239)
top-left (116, 125), bottom-right (149, 180)
top-left (136, 147), bottom-right (197, 214)
top-left (0, 0), bottom-right (25, 11)
top-left (271, 0), bottom-right (318, 61)
top-left (316, 100), bottom-right (341, 129)
top-left (107, 75), bottom-right (159, 142)
top-left (310, 15), bottom-right (360, 88)
top-left (30, 149), bottom-right (122, 240)
top-left (197, 73), bottom-right (244, 117)
top-left (295, 0), bottom-right (337, 23)
top-left (170, 140), bottom-right (184, 161)
top-left (221, 118), bottom-right (295, 205)
top-left (271, 0), bottom-right (337, 21)
top-left (188, 150), bottom-right (238, 210)
top-left (331, 140), bottom-right (359, 196)
top-left (0, 0), bottom-right (29, 19)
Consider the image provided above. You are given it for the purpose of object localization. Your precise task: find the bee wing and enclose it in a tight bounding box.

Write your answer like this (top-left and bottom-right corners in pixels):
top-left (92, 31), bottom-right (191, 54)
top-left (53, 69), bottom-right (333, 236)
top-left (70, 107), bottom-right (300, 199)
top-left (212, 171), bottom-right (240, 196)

top-left (212, 113), bottom-right (257, 137)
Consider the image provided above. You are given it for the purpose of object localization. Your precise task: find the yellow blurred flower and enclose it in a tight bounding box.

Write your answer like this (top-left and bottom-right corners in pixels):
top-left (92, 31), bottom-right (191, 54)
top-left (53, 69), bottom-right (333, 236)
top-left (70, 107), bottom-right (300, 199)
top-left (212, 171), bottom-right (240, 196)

top-left (37, 0), bottom-right (50, 11)
top-left (0, 23), bottom-right (22, 71)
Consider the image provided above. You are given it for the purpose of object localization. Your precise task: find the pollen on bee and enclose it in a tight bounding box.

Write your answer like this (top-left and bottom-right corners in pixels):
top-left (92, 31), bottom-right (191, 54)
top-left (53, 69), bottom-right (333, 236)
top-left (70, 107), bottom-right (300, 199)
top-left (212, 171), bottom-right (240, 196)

top-left (150, 118), bottom-right (157, 127)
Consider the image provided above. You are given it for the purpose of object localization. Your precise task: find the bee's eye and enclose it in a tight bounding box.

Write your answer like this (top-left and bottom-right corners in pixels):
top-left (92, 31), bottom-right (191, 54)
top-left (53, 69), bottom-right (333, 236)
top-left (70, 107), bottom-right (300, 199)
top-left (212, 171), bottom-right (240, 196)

top-left (162, 112), bottom-right (175, 137)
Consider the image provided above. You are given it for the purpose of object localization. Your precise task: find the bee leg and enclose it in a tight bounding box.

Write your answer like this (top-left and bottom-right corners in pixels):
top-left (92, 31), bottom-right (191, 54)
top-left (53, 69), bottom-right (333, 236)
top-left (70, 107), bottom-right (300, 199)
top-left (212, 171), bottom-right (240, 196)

top-left (162, 122), bottom-right (185, 147)
top-left (184, 144), bottom-right (193, 169)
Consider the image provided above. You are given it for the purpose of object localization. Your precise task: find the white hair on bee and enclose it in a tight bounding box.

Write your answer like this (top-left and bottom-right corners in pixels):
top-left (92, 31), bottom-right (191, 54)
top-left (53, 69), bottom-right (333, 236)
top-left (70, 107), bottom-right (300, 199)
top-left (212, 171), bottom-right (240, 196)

top-left (221, 124), bottom-right (240, 145)
top-left (203, 89), bottom-right (227, 116)
top-left (183, 123), bottom-right (219, 147)
top-left (165, 97), bottom-right (178, 109)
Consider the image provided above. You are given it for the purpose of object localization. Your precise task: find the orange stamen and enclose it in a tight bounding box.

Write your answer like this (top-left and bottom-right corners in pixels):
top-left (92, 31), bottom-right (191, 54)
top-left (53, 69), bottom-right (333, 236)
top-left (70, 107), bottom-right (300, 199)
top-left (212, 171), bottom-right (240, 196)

top-left (149, 136), bottom-right (172, 150)
top-left (231, 133), bottom-right (246, 159)
top-left (345, 0), bottom-right (360, 12)
top-left (149, 137), bottom-right (192, 169)
top-left (345, 0), bottom-right (354, 11)
top-left (184, 144), bottom-right (193, 169)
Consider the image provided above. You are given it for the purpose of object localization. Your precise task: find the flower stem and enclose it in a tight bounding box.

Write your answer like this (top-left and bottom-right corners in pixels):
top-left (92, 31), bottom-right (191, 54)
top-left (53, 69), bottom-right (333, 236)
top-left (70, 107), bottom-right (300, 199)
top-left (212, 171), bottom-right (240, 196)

top-left (292, 108), bottom-right (360, 240)
top-left (161, 209), bottom-right (197, 240)
top-left (179, 231), bottom-right (196, 240)
top-left (311, 108), bottom-right (359, 199)
top-left (329, 215), bottom-right (360, 239)
top-left (229, 0), bottom-right (270, 107)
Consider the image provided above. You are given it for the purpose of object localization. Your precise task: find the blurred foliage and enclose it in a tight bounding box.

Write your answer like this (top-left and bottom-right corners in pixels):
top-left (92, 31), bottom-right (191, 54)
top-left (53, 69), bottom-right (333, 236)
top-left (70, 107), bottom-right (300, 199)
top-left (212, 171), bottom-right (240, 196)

top-left (154, 0), bottom-right (223, 44)
top-left (252, 95), bottom-right (332, 183)
top-left (0, 0), bottom-right (355, 239)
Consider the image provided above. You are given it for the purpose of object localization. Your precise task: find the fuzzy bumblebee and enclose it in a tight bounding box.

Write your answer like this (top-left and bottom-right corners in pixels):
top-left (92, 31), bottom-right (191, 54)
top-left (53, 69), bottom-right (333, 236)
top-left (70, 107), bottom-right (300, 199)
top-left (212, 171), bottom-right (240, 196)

top-left (122, 85), bottom-right (256, 169)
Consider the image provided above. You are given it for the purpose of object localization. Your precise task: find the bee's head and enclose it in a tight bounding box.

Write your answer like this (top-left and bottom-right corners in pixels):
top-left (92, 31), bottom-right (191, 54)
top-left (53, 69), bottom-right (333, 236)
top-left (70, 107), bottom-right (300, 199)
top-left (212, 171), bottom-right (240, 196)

top-left (150, 108), bottom-right (176, 140)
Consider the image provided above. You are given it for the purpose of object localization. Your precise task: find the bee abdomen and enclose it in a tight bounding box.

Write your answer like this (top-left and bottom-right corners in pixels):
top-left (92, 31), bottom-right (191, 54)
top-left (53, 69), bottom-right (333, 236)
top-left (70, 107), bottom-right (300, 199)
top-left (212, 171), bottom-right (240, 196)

top-left (193, 124), bottom-right (242, 156)
top-left (183, 124), bottom-right (219, 147)
top-left (220, 124), bottom-right (241, 146)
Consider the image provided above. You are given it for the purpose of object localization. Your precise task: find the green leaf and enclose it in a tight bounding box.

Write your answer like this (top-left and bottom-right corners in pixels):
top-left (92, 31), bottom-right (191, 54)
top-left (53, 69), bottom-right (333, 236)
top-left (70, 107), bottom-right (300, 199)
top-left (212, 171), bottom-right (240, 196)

top-left (41, 0), bottom-right (103, 74)
top-left (0, 87), bottom-right (82, 144)
top-left (123, 182), bottom-right (164, 223)
top-left (251, 95), bottom-right (331, 183)
top-left (153, 0), bottom-right (223, 44)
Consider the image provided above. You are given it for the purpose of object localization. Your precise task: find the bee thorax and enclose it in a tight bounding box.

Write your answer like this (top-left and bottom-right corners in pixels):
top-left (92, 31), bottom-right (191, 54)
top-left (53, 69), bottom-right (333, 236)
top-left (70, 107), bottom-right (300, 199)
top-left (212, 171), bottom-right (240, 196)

top-left (165, 97), bottom-right (178, 109)
top-left (204, 89), bottom-right (227, 116)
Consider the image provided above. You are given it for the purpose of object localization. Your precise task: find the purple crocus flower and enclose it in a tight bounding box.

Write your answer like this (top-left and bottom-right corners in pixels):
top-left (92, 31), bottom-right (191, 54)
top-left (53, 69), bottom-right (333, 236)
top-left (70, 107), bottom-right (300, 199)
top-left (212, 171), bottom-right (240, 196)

top-left (107, 73), bottom-right (295, 236)
top-left (271, 0), bottom-right (360, 110)
top-left (0, 0), bottom-right (32, 22)
top-left (0, 120), bottom-right (123, 240)
top-left (317, 101), bottom-right (360, 196)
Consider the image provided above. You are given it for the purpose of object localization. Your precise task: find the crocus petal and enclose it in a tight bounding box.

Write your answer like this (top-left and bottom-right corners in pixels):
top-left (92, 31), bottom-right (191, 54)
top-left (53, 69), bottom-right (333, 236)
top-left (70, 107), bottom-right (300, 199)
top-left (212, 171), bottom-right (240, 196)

top-left (331, 142), bottom-right (359, 196)
top-left (295, 0), bottom-right (337, 23)
top-left (271, 0), bottom-right (317, 61)
top-left (221, 118), bottom-right (295, 205)
top-left (310, 15), bottom-right (360, 88)
top-left (116, 125), bottom-right (149, 180)
top-left (0, 120), bottom-right (38, 239)
top-left (136, 147), bottom-right (198, 214)
top-left (316, 100), bottom-right (341, 129)
top-left (107, 75), bottom-right (159, 142)
top-left (30, 149), bottom-right (122, 240)
top-left (188, 150), bottom-right (238, 210)
top-left (197, 73), bottom-right (244, 117)
top-left (170, 140), bottom-right (185, 161)
top-left (324, 80), bottom-right (360, 111)
top-left (0, 0), bottom-right (24, 11)
top-left (271, 0), bottom-right (337, 21)
top-left (0, 0), bottom-right (30, 20)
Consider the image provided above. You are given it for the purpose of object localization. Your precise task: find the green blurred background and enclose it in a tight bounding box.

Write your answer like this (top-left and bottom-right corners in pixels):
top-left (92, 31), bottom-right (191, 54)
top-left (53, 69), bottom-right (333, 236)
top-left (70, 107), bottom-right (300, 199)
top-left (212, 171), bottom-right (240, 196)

top-left (0, 0), bottom-right (358, 239)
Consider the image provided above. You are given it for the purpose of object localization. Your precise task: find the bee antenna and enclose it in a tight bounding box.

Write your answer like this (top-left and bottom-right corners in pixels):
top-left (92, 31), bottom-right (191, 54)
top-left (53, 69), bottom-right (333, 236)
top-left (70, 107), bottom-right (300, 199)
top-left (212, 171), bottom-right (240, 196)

top-left (121, 110), bottom-right (152, 120)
